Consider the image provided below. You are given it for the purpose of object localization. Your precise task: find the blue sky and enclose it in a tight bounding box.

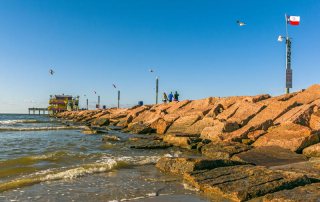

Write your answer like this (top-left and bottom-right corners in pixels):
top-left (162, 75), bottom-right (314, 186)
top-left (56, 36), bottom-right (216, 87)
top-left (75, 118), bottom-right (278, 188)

top-left (0, 0), bottom-right (319, 113)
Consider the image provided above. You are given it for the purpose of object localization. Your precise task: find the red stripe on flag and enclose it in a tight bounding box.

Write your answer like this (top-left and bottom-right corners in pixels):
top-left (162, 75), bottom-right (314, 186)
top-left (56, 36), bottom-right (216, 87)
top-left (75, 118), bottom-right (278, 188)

top-left (289, 21), bottom-right (299, 25)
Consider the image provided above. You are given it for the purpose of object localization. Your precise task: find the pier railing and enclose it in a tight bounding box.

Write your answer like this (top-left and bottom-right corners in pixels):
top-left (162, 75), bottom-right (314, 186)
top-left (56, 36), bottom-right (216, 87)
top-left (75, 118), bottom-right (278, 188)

top-left (28, 108), bottom-right (48, 115)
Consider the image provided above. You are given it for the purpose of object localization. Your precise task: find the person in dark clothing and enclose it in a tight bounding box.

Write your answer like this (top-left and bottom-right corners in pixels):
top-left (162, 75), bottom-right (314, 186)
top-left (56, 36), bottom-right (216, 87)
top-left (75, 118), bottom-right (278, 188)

top-left (162, 92), bottom-right (168, 103)
top-left (173, 91), bottom-right (179, 101)
top-left (168, 92), bottom-right (173, 102)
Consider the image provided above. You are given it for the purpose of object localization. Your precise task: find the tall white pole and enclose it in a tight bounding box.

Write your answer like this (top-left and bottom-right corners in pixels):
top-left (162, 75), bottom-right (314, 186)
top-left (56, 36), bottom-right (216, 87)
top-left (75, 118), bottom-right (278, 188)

top-left (285, 14), bottom-right (292, 94)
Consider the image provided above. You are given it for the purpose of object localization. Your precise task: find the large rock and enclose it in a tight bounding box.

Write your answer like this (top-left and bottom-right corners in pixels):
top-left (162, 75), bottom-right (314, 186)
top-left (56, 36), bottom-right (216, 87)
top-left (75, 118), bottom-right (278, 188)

top-left (255, 183), bottom-right (320, 202)
top-left (200, 120), bottom-right (239, 141)
top-left (243, 94), bottom-right (271, 103)
top-left (309, 113), bottom-right (320, 130)
top-left (290, 84), bottom-right (320, 104)
top-left (270, 158), bottom-right (320, 180)
top-left (201, 142), bottom-right (252, 159)
top-left (126, 122), bottom-right (154, 134)
top-left (130, 140), bottom-right (172, 149)
top-left (303, 143), bottom-right (320, 157)
top-left (184, 117), bottom-right (216, 135)
top-left (166, 100), bottom-right (191, 114)
top-left (204, 103), bottom-right (224, 118)
top-left (184, 165), bottom-right (310, 202)
top-left (162, 133), bottom-right (201, 149)
top-left (166, 114), bottom-right (202, 134)
top-left (274, 102), bottom-right (316, 126)
top-left (150, 118), bottom-right (172, 134)
top-left (253, 123), bottom-right (320, 152)
top-left (232, 146), bottom-right (307, 167)
top-left (91, 117), bottom-right (110, 126)
top-left (228, 101), bottom-right (266, 126)
top-left (223, 101), bottom-right (299, 142)
top-left (156, 157), bottom-right (245, 175)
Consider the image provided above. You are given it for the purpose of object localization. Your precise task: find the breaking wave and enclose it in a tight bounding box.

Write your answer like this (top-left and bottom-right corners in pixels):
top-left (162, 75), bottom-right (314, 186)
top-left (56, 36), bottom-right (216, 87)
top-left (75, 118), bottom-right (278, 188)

top-left (0, 126), bottom-right (85, 131)
top-left (0, 119), bottom-right (38, 125)
top-left (0, 155), bottom-right (161, 192)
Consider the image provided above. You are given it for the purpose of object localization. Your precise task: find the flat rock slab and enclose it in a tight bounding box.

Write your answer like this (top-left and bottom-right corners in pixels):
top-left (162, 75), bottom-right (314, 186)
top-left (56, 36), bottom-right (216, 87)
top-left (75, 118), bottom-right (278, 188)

top-left (232, 146), bottom-right (308, 167)
top-left (156, 157), bottom-right (245, 175)
top-left (251, 183), bottom-right (320, 202)
top-left (130, 140), bottom-right (172, 149)
top-left (201, 142), bottom-right (252, 159)
top-left (270, 158), bottom-right (320, 180)
top-left (184, 165), bottom-right (310, 202)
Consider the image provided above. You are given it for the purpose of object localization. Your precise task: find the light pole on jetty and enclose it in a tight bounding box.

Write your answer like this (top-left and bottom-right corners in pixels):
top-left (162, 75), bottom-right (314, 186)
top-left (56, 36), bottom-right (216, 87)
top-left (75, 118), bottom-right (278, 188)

top-left (117, 90), bottom-right (120, 108)
top-left (278, 14), bottom-right (299, 94)
top-left (156, 76), bottom-right (159, 104)
top-left (149, 68), bottom-right (159, 104)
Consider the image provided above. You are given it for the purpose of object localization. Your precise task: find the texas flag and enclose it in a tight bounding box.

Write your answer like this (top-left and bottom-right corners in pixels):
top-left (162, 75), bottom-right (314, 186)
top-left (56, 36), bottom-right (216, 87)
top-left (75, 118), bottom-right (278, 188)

top-left (287, 16), bottom-right (300, 26)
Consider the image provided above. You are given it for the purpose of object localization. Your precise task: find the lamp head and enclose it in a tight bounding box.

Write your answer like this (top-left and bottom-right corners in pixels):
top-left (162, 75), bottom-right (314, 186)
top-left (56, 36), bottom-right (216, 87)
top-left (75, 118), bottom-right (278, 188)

top-left (278, 35), bottom-right (284, 42)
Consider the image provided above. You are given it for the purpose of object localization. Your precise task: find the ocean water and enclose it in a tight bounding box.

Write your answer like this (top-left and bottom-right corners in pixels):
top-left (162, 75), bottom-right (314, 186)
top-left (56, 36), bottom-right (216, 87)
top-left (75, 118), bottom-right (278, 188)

top-left (0, 114), bottom-right (209, 202)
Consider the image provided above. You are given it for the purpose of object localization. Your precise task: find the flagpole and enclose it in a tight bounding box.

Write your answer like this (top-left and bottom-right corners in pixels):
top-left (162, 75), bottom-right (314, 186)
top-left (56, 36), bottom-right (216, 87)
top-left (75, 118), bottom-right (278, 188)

top-left (284, 13), bottom-right (292, 94)
top-left (285, 13), bottom-right (289, 38)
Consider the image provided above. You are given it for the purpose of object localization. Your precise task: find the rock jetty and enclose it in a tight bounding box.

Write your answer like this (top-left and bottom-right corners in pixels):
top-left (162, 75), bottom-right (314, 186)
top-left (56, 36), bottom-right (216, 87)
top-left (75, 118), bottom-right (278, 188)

top-left (56, 84), bottom-right (320, 201)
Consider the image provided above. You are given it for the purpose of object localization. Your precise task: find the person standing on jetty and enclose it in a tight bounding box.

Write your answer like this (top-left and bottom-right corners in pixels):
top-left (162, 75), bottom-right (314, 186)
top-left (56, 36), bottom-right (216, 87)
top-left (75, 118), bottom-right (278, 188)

top-left (162, 92), bottom-right (168, 103)
top-left (168, 92), bottom-right (173, 102)
top-left (174, 91), bottom-right (179, 101)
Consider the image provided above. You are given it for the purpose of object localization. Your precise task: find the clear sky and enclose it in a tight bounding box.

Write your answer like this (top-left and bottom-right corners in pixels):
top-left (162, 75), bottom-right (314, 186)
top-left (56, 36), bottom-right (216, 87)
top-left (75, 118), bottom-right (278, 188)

top-left (0, 0), bottom-right (319, 113)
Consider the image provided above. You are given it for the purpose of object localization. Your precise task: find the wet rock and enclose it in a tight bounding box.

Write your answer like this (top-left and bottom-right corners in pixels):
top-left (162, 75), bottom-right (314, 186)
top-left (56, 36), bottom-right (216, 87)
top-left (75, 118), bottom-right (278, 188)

top-left (254, 183), bottom-right (320, 202)
top-left (201, 142), bottom-right (252, 159)
top-left (130, 140), bottom-right (172, 149)
top-left (184, 165), bottom-right (311, 202)
top-left (82, 129), bottom-right (98, 135)
top-left (127, 122), bottom-right (154, 134)
top-left (303, 143), bottom-right (320, 157)
top-left (91, 117), bottom-right (110, 126)
top-left (156, 157), bottom-right (245, 175)
top-left (253, 123), bottom-right (320, 152)
top-left (232, 146), bottom-right (307, 167)
top-left (163, 133), bottom-right (202, 149)
top-left (102, 135), bottom-right (121, 142)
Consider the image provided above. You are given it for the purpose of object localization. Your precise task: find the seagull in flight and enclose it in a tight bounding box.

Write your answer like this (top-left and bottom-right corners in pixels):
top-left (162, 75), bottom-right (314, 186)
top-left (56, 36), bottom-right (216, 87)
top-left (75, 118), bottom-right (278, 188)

top-left (236, 20), bottom-right (246, 26)
top-left (49, 69), bottom-right (55, 75)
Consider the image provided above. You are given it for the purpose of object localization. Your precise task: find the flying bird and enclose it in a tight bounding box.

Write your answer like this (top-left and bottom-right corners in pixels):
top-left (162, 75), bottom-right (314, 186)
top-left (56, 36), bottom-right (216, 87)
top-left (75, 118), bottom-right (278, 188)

top-left (149, 69), bottom-right (154, 73)
top-left (236, 20), bottom-right (246, 26)
top-left (49, 69), bottom-right (55, 75)
top-left (112, 84), bottom-right (117, 89)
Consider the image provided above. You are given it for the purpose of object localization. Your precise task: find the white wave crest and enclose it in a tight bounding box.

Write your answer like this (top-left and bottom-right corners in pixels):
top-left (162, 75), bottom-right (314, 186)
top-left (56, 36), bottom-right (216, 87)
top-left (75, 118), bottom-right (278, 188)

top-left (0, 126), bottom-right (85, 131)
top-left (0, 119), bottom-right (38, 125)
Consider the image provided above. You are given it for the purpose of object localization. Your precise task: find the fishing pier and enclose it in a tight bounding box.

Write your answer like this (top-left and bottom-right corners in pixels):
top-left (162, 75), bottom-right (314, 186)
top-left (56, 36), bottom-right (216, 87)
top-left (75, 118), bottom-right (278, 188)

top-left (28, 108), bottom-right (49, 115)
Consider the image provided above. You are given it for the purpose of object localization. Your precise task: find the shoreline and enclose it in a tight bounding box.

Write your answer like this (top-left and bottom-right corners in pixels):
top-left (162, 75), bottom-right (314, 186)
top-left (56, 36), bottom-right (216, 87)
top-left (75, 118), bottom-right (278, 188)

top-left (55, 84), bottom-right (320, 201)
